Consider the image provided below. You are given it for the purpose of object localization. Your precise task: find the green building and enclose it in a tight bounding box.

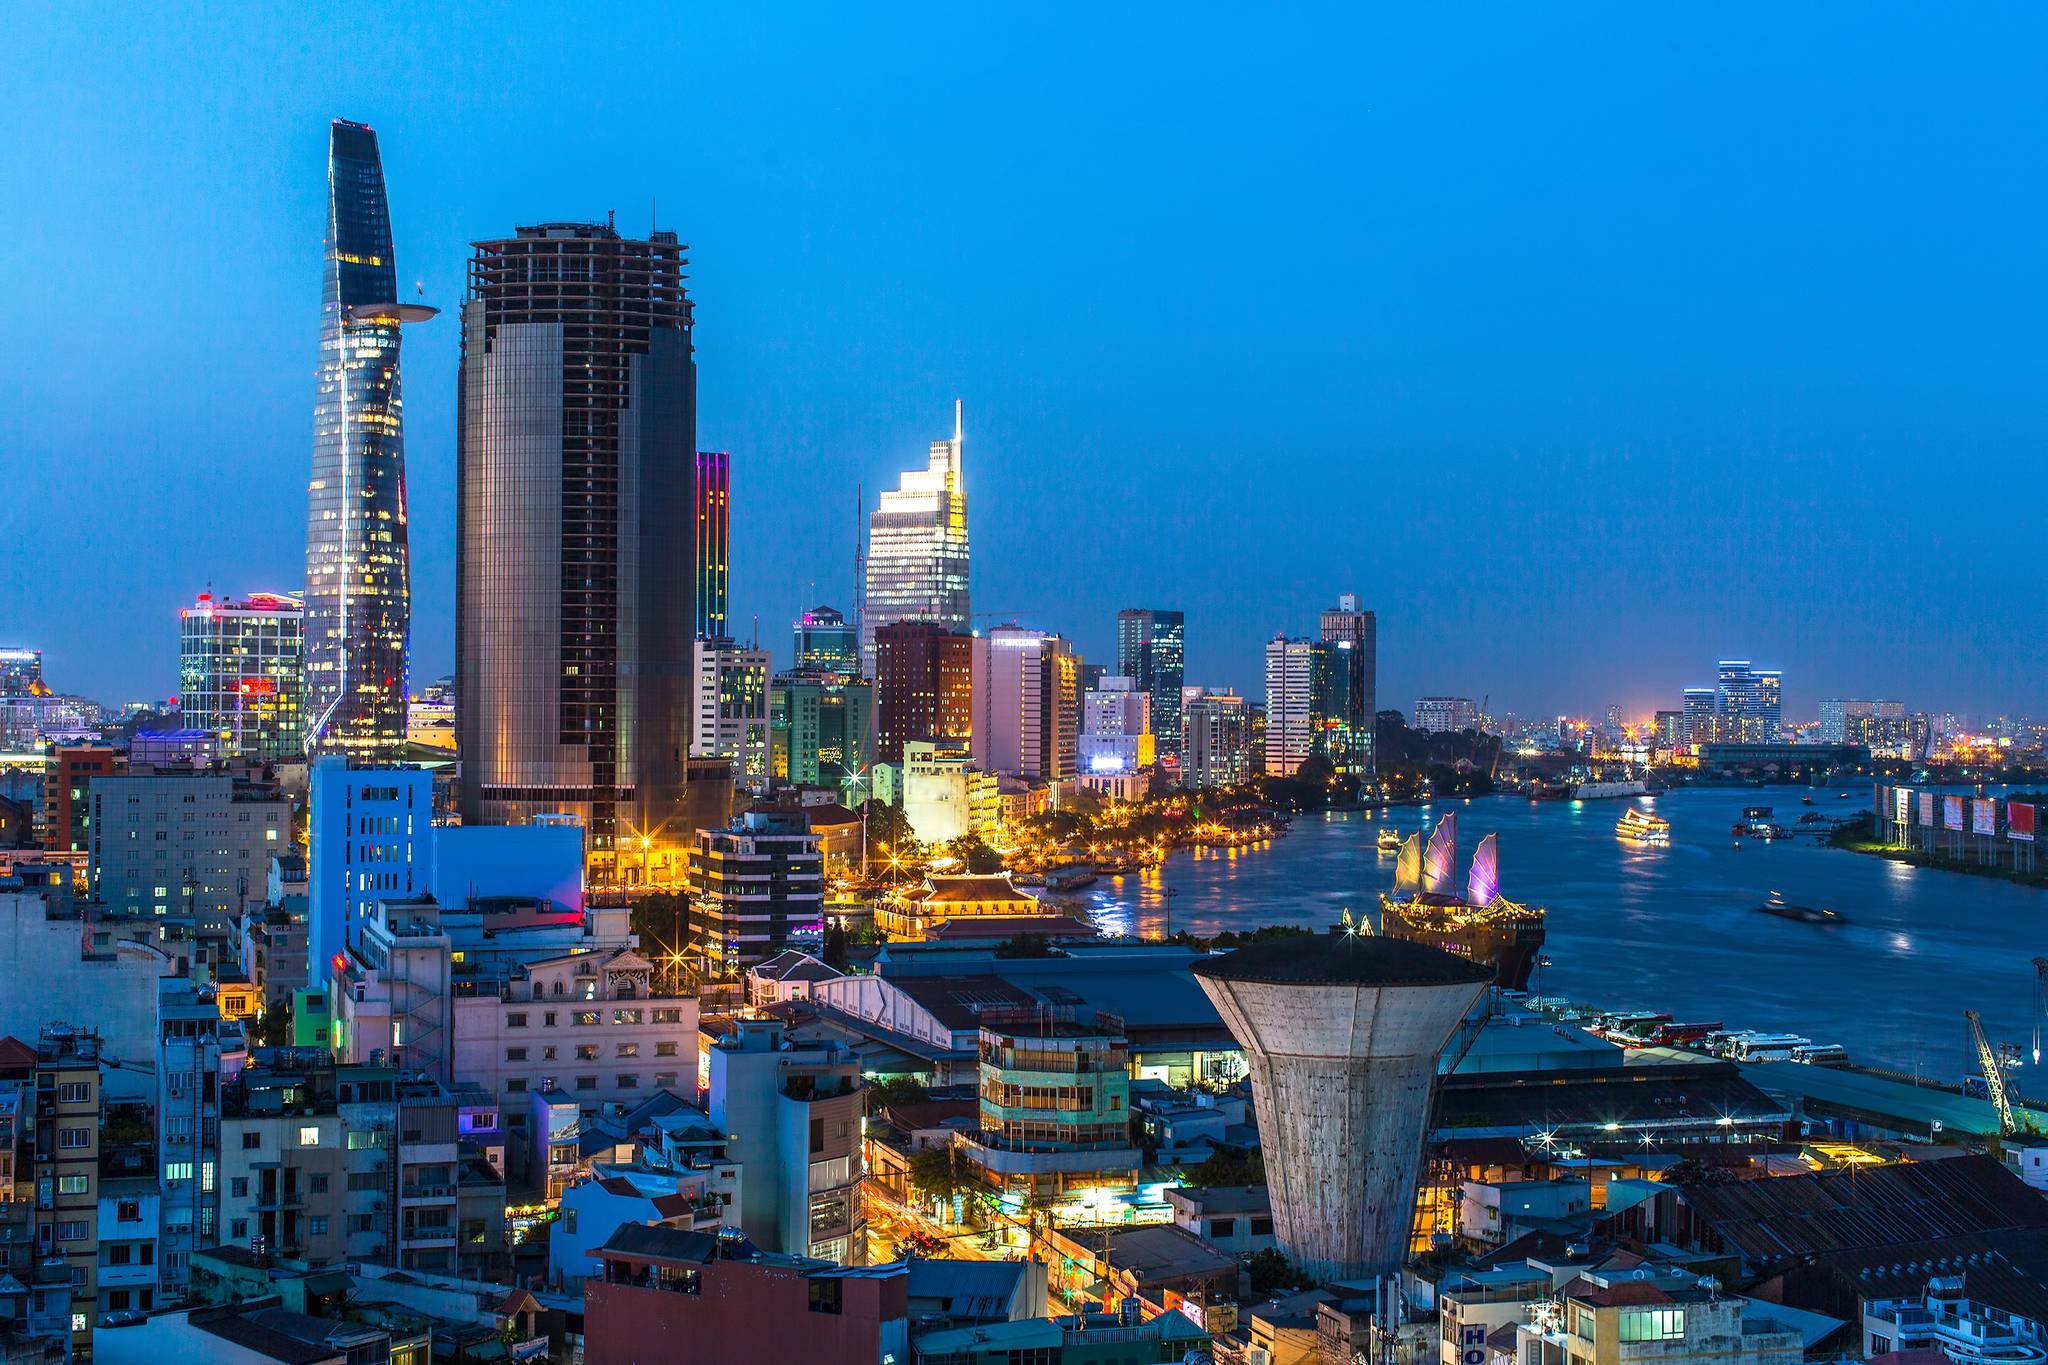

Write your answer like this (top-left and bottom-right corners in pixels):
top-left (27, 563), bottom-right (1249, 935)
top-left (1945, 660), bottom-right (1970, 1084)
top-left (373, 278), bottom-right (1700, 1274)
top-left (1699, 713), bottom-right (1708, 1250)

top-left (770, 673), bottom-right (872, 789)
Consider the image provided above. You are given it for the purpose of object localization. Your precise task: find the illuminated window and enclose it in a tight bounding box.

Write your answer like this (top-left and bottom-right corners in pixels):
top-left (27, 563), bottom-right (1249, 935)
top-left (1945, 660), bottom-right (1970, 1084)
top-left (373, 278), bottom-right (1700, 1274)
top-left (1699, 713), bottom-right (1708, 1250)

top-left (298, 1126), bottom-right (321, 1147)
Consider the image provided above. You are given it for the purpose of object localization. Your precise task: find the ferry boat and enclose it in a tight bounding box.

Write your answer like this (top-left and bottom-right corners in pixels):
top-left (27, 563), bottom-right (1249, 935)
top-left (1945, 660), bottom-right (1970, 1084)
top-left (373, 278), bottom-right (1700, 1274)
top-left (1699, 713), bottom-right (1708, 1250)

top-left (1045, 865), bottom-right (1098, 893)
top-left (1758, 891), bottom-right (1845, 926)
top-left (1569, 778), bottom-right (1649, 800)
top-left (1376, 814), bottom-right (1546, 991)
top-left (1376, 828), bottom-right (1403, 853)
top-left (1615, 807), bottom-right (1670, 844)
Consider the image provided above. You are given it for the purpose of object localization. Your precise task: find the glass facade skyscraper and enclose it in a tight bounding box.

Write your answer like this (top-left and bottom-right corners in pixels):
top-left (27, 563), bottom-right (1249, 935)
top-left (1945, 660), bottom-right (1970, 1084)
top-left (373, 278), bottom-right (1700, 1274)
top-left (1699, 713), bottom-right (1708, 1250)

top-left (1713, 659), bottom-right (1783, 743)
top-left (1318, 593), bottom-right (1376, 778)
top-left (304, 119), bottom-right (432, 758)
top-left (457, 221), bottom-right (697, 876)
top-left (178, 591), bottom-right (305, 761)
top-left (861, 401), bottom-right (969, 672)
top-left (695, 450), bottom-right (730, 639)
top-left (1115, 608), bottom-right (1185, 762)
top-left (794, 605), bottom-right (861, 677)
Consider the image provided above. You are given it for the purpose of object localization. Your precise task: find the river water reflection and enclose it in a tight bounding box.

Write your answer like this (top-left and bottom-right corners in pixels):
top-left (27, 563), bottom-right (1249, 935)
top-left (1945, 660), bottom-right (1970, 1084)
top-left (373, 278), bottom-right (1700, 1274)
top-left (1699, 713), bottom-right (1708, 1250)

top-left (1070, 788), bottom-right (2044, 1079)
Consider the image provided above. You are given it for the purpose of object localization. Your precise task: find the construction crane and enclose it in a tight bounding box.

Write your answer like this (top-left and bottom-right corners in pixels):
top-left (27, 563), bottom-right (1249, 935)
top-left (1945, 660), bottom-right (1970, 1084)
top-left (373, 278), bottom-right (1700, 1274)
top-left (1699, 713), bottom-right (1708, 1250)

top-left (2033, 957), bottom-right (2048, 1064)
top-left (1967, 1010), bottom-right (2015, 1135)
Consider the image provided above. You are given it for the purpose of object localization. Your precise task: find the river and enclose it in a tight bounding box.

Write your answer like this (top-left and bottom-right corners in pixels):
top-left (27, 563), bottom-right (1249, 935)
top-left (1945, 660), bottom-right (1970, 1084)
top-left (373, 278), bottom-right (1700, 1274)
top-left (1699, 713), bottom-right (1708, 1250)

top-left (1064, 787), bottom-right (2045, 1081)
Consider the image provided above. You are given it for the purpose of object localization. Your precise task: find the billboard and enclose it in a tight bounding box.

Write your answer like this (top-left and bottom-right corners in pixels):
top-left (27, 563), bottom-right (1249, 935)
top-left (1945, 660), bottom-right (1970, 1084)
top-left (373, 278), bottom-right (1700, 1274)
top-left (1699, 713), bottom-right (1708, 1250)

top-left (1944, 795), bottom-right (1965, 831)
top-left (1920, 791), bottom-right (1936, 826)
top-left (1894, 788), bottom-right (1912, 825)
top-left (2013, 802), bottom-right (2037, 843)
top-left (1973, 798), bottom-right (1998, 837)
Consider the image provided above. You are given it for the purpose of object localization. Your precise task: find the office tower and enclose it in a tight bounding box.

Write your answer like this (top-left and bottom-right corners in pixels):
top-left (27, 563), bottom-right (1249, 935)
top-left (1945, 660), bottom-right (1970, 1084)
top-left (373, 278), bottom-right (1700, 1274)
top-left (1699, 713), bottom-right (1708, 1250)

top-left (306, 756), bottom-right (432, 981)
top-left (690, 816), bottom-right (825, 977)
top-left (1653, 709), bottom-right (1682, 748)
top-left (1079, 675), bottom-right (1154, 777)
top-left (769, 675), bottom-right (873, 790)
top-left (178, 591), bottom-right (306, 761)
top-left (1182, 690), bottom-right (1253, 789)
top-left (872, 621), bottom-right (973, 766)
top-left (1820, 698), bottom-right (1908, 756)
top-left (971, 626), bottom-right (1080, 782)
top-left (1681, 687), bottom-right (1718, 745)
top-left (457, 221), bottom-right (697, 873)
top-left (88, 771), bottom-right (291, 930)
top-left (695, 451), bottom-right (730, 639)
top-left (861, 401), bottom-right (969, 671)
top-left (1318, 594), bottom-right (1376, 776)
top-left (793, 605), bottom-right (861, 677)
top-left (690, 637), bottom-right (770, 790)
top-left (42, 743), bottom-right (116, 854)
top-left (304, 119), bottom-right (433, 759)
top-left (1263, 636), bottom-right (1329, 778)
top-left (1115, 609), bottom-right (1186, 763)
top-left (1413, 696), bottom-right (1479, 734)
top-left (1713, 660), bottom-right (1783, 743)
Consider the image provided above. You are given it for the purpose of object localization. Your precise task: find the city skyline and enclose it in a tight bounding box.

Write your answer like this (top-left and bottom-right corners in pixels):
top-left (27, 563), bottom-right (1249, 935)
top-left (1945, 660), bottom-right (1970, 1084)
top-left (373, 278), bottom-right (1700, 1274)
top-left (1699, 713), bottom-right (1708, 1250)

top-left (8, 8), bottom-right (2046, 719)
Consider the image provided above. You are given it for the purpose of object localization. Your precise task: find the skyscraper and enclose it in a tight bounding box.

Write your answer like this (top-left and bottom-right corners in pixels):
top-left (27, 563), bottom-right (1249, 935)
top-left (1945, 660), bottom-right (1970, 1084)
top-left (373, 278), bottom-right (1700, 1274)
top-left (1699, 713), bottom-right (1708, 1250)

top-left (1182, 690), bottom-right (1253, 790)
top-left (457, 221), bottom-right (697, 875)
top-left (691, 637), bottom-right (770, 790)
top-left (178, 591), bottom-right (306, 761)
top-left (1115, 609), bottom-right (1185, 764)
top-left (1262, 636), bottom-right (1325, 778)
top-left (1711, 660), bottom-right (1783, 743)
top-left (861, 402), bottom-right (969, 671)
top-left (872, 621), bottom-right (973, 766)
top-left (695, 451), bottom-right (731, 639)
top-left (793, 606), bottom-right (861, 677)
top-left (1318, 593), bottom-right (1376, 777)
top-left (304, 119), bottom-right (433, 759)
top-left (971, 626), bottom-right (1080, 782)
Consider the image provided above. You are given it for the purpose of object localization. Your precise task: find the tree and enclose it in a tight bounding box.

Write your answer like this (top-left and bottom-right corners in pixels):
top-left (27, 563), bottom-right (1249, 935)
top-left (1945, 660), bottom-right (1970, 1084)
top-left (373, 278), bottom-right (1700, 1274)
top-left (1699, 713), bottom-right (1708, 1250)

top-left (631, 891), bottom-right (691, 958)
top-left (1245, 1247), bottom-right (1315, 1295)
top-left (946, 834), bottom-right (1007, 875)
top-left (1186, 1148), bottom-right (1265, 1187)
top-left (255, 995), bottom-right (294, 1049)
top-left (863, 799), bottom-right (915, 852)
top-left (822, 921), bottom-right (849, 970)
top-left (864, 1074), bottom-right (930, 1116)
top-left (907, 1144), bottom-right (962, 1202)
top-left (993, 934), bottom-right (1056, 958)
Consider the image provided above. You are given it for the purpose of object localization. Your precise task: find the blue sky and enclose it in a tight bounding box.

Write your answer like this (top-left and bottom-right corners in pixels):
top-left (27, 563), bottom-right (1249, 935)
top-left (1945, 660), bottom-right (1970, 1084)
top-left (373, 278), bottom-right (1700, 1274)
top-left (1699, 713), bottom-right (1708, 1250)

top-left (5, 5), bottom-right (2042, 721)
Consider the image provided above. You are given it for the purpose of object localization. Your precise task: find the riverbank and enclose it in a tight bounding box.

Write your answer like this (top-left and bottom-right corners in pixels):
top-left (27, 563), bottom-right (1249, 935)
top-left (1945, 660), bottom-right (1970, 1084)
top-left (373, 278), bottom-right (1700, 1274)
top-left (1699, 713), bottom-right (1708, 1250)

top-left (1828, 812), bottom-right (2048, 889)
top-left (1832, 837), bottom-right (2048, 890)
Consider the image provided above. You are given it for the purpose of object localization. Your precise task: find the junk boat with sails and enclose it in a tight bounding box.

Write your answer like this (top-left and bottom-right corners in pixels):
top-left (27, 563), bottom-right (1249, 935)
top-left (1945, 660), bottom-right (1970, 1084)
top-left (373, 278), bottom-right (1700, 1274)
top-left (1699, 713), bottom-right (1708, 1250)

top-left (1376, 813), bottom-right (1546, 991)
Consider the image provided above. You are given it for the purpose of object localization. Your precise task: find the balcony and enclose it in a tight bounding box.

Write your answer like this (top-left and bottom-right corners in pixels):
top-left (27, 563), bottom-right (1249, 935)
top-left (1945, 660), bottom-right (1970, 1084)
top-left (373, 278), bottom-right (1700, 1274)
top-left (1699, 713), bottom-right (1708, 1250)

top-left (401, 1183), bottom-right (457, 1201)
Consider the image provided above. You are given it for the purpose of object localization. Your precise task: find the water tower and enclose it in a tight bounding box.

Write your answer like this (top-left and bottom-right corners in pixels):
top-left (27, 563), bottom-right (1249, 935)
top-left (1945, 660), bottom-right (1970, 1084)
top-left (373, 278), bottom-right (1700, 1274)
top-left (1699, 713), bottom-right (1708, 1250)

top-left (1193, 930), bottom-right (1490, 1282)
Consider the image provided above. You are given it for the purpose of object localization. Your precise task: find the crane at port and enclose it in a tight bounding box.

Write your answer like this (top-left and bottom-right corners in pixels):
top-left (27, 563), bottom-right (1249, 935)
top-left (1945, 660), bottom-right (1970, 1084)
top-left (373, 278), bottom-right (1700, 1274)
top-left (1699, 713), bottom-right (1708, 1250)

top-left (1967, 1010), bottom-right (2015, 1135)
top-left (2033, 957), bottom-right (2048, 1064)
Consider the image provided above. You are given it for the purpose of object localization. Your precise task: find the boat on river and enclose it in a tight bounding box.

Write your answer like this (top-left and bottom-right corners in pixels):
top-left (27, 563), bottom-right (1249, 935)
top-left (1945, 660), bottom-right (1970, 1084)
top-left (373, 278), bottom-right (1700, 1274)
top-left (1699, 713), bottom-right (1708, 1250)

top-left (1758, 891), bottom-right (1845, 925)
top-left (1616, 807), bottom-right (1670, 844)
top-left (1376, 827), bottom-right (1403, 852)
top-left (1377, 814), bottom-right (1546, 990)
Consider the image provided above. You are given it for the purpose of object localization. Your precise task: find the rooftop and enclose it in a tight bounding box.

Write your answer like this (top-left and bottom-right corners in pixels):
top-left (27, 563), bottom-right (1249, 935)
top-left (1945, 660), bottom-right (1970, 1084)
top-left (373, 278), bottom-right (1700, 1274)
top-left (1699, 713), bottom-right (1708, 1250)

top-left (1192, 929), bottom-right (1494, 987)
